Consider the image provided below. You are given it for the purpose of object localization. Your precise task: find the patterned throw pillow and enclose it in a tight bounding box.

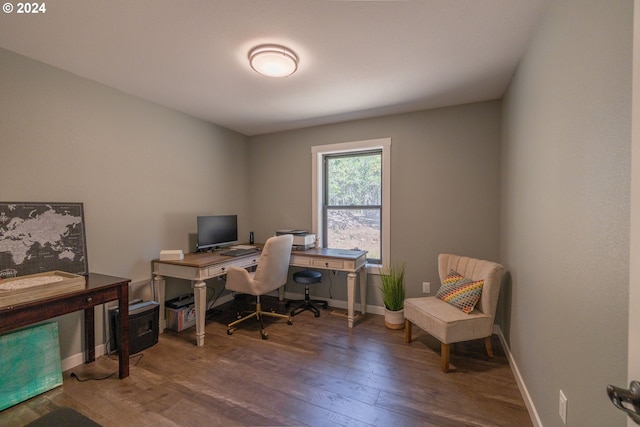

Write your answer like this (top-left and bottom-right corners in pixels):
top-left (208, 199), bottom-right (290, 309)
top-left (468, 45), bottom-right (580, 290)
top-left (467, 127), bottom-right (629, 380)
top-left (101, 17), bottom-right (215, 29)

top-left (442, 269), bottom-right (465, 285)
top-left (436, 270), bottom-right (484, 314)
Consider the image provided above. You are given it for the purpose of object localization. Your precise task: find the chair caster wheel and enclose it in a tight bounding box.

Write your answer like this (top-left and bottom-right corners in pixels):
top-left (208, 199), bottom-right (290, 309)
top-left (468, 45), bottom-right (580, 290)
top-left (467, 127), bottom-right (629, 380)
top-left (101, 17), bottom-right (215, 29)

top-left (261, 331), bottom-right (268, 339)
top-left (314, 312), bottom-right (320, 318)
top-left (227, 328), bottom-right (233, 335)
top-left (287, 319), bottom-right (293, 325)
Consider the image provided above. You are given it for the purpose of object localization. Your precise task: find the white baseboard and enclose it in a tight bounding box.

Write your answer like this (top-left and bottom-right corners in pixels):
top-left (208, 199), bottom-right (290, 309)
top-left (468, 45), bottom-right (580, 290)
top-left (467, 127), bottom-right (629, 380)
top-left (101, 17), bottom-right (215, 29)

top-left (493, 325), bottom-right (542, 427)
top-left (61, 343), bottom-right (107, 372)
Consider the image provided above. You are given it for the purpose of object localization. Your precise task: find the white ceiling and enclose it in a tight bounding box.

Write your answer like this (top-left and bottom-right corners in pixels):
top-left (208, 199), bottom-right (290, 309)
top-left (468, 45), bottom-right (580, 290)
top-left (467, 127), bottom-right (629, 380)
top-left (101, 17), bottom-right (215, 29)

top-left (0, 0), bottom-right (550, 136)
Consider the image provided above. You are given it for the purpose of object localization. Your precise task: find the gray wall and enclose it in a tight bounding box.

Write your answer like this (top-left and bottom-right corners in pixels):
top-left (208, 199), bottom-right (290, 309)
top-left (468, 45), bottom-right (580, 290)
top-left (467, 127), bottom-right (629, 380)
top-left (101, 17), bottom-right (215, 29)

top-left (248, 102), bottom-right (502, 305)
top-left (500, 1), bottom-right (632, 426)
top-left (1, 48), bottom-right (250, 359)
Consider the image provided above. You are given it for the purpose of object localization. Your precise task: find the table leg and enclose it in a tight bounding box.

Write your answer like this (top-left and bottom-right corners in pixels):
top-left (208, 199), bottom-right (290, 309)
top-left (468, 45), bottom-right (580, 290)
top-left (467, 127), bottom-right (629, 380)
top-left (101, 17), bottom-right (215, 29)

top-left (84, 306), bottom-right (95, 363)
top-left (347, 272), bottom-right (356, 328)
top-left (359, 267), bottom-right (367, 315)
top-left (153, 273), bottom-right (166, 332)
top-left (118, 282), bottom-right (130, 379)
top-left (193, 280), bottom-right (207, 347)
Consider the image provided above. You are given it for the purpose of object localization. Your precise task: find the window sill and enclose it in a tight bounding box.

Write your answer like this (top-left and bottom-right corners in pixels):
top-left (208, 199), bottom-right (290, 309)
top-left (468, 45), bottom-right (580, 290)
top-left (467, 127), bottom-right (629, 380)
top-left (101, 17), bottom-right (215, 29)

top-left (366, 263), bottom-right (383, 275)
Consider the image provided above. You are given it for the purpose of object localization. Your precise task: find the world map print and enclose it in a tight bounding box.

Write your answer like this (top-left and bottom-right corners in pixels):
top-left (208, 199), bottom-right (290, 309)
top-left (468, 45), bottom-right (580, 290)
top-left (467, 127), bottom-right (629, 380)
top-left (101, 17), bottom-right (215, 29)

top-left (0, 202), bottom-right (88, 278)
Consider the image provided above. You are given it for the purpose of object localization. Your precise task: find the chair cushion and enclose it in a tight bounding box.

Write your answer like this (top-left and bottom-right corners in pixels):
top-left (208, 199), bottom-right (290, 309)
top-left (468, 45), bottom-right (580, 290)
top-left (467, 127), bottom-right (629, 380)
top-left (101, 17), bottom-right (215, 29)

top-left (293, 270), bottom-right (322, 284)
top-left (405, 296), bottom-right (492, 344)
top-left (435, 270), bottom-right (483, 314)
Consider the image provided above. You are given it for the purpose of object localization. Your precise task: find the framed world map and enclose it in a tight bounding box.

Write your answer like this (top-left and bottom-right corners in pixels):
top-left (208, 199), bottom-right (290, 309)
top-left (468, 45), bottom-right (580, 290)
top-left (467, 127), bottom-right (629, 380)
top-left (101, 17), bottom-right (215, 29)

top-left (0, 202), bottom-right (89, 279)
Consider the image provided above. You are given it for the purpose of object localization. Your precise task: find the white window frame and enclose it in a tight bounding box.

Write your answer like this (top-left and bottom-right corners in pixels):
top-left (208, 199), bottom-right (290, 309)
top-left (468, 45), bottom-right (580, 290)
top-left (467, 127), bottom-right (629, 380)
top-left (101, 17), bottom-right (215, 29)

top-left (311, 137), bottom-right (391, 274)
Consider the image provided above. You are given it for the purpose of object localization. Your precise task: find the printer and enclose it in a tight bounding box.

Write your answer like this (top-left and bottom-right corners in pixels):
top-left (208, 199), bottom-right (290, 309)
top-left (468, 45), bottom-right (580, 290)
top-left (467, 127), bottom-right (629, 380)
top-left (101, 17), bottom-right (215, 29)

top-left (276, 230), bottom-right (316, 250)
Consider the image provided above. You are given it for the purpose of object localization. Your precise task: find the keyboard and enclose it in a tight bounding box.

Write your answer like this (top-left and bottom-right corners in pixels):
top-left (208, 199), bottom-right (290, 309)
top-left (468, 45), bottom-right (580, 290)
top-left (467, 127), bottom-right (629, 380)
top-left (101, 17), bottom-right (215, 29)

top-left (219, 248), bottom-right (259, 257)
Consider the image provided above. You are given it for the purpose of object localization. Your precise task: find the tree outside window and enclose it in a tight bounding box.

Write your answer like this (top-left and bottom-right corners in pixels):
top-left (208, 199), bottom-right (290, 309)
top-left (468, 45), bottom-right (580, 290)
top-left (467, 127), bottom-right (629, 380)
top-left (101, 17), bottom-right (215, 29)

top-left (324, 150), bottom-right (382, 264)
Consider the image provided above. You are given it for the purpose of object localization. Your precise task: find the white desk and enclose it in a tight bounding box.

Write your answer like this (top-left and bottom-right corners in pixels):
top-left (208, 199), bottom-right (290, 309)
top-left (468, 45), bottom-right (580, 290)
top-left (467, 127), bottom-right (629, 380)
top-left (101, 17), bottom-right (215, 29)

top-left (152, 247), bottom-right (367, 346)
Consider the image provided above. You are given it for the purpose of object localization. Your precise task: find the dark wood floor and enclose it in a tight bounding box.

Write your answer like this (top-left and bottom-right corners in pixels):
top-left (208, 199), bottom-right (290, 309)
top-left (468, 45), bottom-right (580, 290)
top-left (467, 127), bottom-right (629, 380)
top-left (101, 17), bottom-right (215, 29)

top-left (1, 296), bottom-right (532, 426)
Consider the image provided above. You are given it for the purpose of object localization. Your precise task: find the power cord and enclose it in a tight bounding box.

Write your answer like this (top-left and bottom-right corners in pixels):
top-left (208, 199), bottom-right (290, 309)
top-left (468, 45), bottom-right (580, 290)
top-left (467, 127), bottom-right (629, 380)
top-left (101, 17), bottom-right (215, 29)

top-left (69, 371), bottom-right (116, 382)
top-left (206, 283), bottom-right (221, 306)
top-left (206, 281), bottom-right (224, 317)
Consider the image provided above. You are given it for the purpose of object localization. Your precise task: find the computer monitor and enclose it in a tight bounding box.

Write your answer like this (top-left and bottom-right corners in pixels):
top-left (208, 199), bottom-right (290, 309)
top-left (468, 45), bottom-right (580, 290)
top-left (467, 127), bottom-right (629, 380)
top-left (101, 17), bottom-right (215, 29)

top-left (196, 215), bottom-right (238, 251)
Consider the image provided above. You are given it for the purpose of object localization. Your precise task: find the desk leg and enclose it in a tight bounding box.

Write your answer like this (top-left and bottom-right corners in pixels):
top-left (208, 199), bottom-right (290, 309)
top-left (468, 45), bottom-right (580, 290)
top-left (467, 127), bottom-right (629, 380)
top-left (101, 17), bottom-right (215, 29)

top-left (84, 307), bottom-right (95, 363)
top-left (118, 282), bottom-right (130, 379)
top-left (347, 272), bottom-right (356, 328)
top-left (153, 274), bottom-right (166, 332)
top-left (193, 280), bottom-right (207, 347)
top-left (359, 268), bottom-right (367, 315)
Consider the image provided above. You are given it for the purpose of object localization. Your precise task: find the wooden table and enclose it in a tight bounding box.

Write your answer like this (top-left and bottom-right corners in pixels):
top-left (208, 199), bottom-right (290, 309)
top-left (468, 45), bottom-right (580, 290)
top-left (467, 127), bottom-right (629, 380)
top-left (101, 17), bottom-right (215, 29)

top-left (152, 247), bottom-right (367, 346)
top-left (0, 273), bottom-right (131, 379)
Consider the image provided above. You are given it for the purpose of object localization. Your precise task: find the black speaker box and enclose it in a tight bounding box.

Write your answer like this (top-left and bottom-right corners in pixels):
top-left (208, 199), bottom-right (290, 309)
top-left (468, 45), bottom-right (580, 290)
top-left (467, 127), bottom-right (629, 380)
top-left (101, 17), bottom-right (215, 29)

top-left (109, 301), bottom-right (159, 354)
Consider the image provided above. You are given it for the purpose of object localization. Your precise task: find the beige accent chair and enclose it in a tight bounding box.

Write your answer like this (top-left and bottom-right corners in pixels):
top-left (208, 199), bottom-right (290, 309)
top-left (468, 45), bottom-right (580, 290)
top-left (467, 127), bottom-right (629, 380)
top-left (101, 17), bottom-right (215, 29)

top-left (225, 234), bottom-right (294, 339)
top-left (404, 254), bottom-right (504, 372)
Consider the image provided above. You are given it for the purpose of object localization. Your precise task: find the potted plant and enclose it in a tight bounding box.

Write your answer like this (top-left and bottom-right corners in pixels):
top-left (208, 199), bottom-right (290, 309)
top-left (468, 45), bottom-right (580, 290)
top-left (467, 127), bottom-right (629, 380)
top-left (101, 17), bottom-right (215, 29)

top-left (379, 262), bottom-right (406, 329)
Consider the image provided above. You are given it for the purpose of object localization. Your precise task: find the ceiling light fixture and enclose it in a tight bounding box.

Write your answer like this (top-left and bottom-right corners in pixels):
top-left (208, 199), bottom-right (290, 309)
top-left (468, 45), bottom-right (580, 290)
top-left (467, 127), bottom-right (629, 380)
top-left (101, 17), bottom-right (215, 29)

top-left (248, 45), bottom-right (298, 78)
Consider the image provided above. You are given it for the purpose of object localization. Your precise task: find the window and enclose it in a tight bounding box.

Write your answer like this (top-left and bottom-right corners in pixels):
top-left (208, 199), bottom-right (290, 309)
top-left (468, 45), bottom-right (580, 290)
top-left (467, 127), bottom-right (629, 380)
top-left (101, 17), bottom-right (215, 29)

top-left (312, 138), bottom-right (391, 270)
top-left (324, 150), bottom-right (382, 262)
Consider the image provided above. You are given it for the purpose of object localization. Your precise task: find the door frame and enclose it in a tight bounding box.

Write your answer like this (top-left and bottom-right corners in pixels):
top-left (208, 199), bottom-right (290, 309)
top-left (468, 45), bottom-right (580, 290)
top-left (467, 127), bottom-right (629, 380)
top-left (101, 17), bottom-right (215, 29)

top-left (629, 1), bottom-right (640, 426)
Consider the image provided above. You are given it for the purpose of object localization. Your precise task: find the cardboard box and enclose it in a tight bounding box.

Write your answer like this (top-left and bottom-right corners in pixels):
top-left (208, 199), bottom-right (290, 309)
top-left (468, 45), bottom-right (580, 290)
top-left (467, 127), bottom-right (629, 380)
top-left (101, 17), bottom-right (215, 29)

top-left (166, 303), bottom-right (196, 332)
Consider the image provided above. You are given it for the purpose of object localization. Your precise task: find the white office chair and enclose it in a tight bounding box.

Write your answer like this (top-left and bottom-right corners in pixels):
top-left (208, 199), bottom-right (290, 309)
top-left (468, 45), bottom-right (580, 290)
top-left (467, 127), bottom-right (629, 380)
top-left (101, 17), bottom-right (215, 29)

top-left (225, 234), bottom-right (293, 339)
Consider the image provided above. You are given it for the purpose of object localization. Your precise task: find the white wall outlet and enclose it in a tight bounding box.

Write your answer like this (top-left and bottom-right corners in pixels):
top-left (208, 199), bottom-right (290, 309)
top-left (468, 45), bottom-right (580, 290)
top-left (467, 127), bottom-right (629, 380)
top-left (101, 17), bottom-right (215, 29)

top-left (559, 389), bottom-right (567, 425)
top-left (422, 282), bottom-right (431, 293)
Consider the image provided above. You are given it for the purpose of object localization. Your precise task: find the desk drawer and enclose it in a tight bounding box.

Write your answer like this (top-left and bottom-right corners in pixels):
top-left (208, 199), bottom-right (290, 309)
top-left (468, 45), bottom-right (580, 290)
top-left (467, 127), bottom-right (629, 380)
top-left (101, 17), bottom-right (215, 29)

top-left (207, 265), bottom-right (228, 276)
top-left (290, 255), bottom-right (311, 267)
top-left (207, 257), bottom-right (259, 277)
top-left (63, 288), bottom-right (120, 310)
top-left (312, 259), bottom-right (344, 269)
